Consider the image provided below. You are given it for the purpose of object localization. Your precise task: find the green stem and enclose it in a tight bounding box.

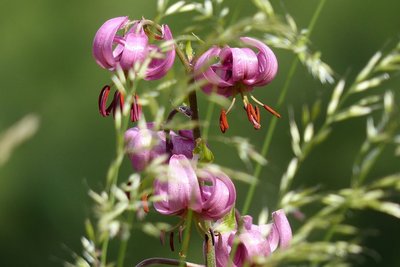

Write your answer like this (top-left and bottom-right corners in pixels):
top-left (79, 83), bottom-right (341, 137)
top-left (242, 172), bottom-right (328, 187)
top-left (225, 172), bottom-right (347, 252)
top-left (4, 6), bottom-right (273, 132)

top-left (117, 211), bottom-right (135, 267)
top-left (204, 221), bottom-right (216, 267)
top-left (202, 101), bottom-right (215, 141)
top-left (179, 210), bottom-right (193, 267)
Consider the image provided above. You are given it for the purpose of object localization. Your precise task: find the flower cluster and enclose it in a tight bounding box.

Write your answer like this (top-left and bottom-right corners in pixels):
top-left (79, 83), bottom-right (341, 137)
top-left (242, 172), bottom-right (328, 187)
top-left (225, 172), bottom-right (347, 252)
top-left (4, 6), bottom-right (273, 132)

top-left (93, 17), bottom-right (291, 267)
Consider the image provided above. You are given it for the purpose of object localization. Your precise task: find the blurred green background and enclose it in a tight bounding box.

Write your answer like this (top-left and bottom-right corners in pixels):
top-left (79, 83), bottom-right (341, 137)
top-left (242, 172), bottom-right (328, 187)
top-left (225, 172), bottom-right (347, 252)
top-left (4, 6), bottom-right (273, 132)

top-left (0, 0), bottom-right (399, 266)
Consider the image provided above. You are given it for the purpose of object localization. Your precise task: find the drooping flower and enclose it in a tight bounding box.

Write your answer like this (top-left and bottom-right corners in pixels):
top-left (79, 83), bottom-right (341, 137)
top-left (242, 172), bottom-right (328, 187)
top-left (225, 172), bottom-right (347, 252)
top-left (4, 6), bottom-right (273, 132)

top-left (214, 210), bottom-right (292, 267)
top-left (197, 168), bottom-right (236, 220)
top-left (93, 16), bottom-right (175, 75)
top-left (93, 17), bottom-right (176, 122)
top-left (153, 155), bottom-right (203, 216)
top-left (124, 123), bottom-right (195, 172)
top-left (153, 155), bottom-right (237, 220)
top-left (194, 37), bottom-right (280, 133)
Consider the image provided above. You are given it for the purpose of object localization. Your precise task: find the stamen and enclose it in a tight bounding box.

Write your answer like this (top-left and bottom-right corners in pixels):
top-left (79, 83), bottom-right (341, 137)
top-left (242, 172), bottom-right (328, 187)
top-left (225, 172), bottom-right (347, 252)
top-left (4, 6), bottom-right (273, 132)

top-left (245, 104), bottom-right (252, 122)
top-left (242, 95), bottom-right (250, 108)
top-left (141, 193), bottom-right (149, 213)
top-left (98, 85), bottom-right (111, 117)
top-left (250, 116), bottom-right (261, 130)
top-left (219, 109), bottom-right (229, 133)
top-left (263, 104), bottom-right (281, 118)
top-left (226, 97), bottom-right (236, 115)
top-left (131, 94), bottom-right (142, 122)
top-left (169, 231), bottom-right (175, 252)
top-left (112, 91), bottom-right (125, 117)
top-left (249, 94), bottom-right (281, 118)
top-left (245, 104), bottom-right (261, 130)
top-left (255, 105), bottom-right (261, 123)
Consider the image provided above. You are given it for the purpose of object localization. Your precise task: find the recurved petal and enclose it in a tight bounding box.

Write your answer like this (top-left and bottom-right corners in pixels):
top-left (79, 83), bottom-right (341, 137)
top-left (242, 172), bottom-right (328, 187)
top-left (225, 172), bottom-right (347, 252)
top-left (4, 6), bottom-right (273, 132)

top-left (272, 209), bottom-right (292, 249)
top-left (214, 233), bottom-right (233, 267)
top-left (153, 155), bottom-right (202, 215)
top-left (119, 29), bottom-right (149, 70)
top-left (240, 37), bottom-right (278, 87)
top-left (199, 170), bottom-right (236, 220)
top-left (242, 215), bottom-right (254, 230)
top-left (93, 16), bottom-right (129, 70)
top-left (234, 229), bottom-right (271, 266)
top-left (220, 47), bottom-right (258, 83)
top-left (266, 223), bottom-right (279, 252)
top-left (145, 25), bottom-right (176, 80)
top-left (194, 47), bottom-right (234, 87)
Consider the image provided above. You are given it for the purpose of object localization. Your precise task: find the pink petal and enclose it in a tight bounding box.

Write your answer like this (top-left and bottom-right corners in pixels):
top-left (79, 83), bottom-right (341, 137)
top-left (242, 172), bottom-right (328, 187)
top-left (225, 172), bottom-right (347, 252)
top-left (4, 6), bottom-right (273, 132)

top-left (220, 47), bottom-right (258, 83)
top-left (145, 25), bottom-right (176, 80)
top-left (119, 29), bottom-right (149, 70)
top-left (194, 47), bottom-right (234, 87)
top-left (93, 16), bottom-right (129, 70)
top-left (266, 223), bottom-right (279, 252)
top-left (233, 229), bottom-right (270, 266)
top-left (153, 155), bottom-right (202, 215)
top-left (170, 131), bottom-right (195, 159)
top-left (214, 233), bottom-right (233, 267)
top-left (199, 170), bottom-right (236, 220)
top-left (272, 209), bottom-right (292, 249)
top-left (124, 125), bottom-right (165, 172)
top-left (242, 215), bottom-right (253, 230)
top-left (240, 37), bottom-right (278, 87)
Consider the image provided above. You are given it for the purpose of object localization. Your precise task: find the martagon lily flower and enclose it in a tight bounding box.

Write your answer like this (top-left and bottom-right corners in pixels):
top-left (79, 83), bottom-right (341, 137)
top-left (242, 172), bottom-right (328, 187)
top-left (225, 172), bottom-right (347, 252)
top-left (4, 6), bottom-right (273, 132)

top-left (153, 155), bottom-right (203, 216)
top-left (124, 123), bottom-right (195, 172)
top-left (214, 210), bottom-right (292, 267)
top-left (153, 155), bottom-right (236, 220)
top-left (194, 37), bottom-right (280, 133)
top-left (93, 16), bottom-right (175, 122)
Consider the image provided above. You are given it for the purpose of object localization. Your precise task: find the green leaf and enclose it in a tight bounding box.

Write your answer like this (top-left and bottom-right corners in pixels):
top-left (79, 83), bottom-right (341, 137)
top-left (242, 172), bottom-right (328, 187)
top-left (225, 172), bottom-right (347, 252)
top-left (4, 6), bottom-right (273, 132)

top-left (214, 207), bottom-right (236, 233)
top-left (193, 138), bottom-right (215, 163)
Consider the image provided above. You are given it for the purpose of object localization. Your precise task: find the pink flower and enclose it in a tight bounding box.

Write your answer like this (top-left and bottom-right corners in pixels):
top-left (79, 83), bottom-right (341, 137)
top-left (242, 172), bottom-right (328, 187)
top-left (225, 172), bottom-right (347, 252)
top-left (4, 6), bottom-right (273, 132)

top-left (194, 37), bottom-right (281, 133)
top-left (93, 16), bottom-right (175, 77)
top-left (153, 155), bottom-right (202, 216)
top-left (214, 210), bottom-right (292, 267)
top-left (93, 17), bottom-right (176, 122)
top-left (197, 168), bottom-right (236, 220)
top-left (153, 155), bottom-right (236, 220)
top-left (124, 124), bottom-right (195, 172)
